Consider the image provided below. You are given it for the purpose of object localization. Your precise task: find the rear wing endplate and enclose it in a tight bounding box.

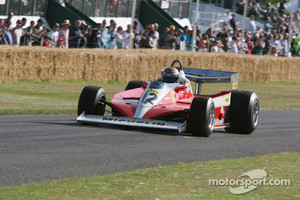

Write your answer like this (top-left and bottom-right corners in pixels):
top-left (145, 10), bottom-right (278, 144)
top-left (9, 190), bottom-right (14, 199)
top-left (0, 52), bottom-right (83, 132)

top-left (183, 68), bottom-right (240, 90)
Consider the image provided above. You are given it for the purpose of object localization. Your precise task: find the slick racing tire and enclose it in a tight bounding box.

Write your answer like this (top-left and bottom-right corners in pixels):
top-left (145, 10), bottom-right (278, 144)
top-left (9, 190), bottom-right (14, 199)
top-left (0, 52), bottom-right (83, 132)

top-left (189, 97), bottom-right (215, 137)
top-left (124, 80), bottom-right (144, 91)
top-left (77, 86), bottom-right (106, 116)
top-left (226, 90), bottom-right (259, 134)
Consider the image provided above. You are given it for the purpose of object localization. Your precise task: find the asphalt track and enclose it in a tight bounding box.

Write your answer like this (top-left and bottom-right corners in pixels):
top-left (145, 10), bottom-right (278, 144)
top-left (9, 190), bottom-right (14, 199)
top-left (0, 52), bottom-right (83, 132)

top-left (0, 110), bottom-right (299, 187)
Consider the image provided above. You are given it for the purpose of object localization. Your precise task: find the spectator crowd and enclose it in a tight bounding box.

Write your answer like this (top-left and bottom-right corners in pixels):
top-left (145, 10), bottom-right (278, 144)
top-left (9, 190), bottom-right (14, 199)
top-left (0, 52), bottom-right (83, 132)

top-left (0, 1), bottom-right (299, 57)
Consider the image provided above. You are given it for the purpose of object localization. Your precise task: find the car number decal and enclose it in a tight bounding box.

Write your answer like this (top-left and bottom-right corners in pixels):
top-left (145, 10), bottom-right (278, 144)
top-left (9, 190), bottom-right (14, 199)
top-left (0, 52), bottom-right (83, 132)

top-left (144, 93), bottom-right (158, 105)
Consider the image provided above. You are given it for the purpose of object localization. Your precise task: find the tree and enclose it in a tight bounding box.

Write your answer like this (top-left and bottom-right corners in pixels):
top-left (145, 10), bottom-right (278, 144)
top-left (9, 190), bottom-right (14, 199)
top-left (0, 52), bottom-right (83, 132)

top-left (264, 0), bottom-right (281, 4)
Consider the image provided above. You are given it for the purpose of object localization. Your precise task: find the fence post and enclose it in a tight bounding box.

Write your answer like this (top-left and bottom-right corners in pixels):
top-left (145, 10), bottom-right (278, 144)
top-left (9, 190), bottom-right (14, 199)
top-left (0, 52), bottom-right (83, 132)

top-left (211, 12), bottom-right (214, 28)
top-left (32, 0), bottom-right (37, 15)
top-left (233, 0), bottom-right (236, 12)
top-left (218, 13), bottom-right (221, 30)
top-left (241, 0), bottom-right (248, 48)
top-left (129, 0), bottom-right (137, 49)
top-left (192, 0), bottom-right (200, 51)
top-left (288, 0), bottom-right (295, 57)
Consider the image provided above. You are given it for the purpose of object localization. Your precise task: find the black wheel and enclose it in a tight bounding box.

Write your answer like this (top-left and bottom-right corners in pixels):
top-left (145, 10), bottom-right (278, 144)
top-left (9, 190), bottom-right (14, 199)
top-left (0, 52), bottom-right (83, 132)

top-left (77, 86), bottom-right (106, 116)
top-left (124, 80), bottom-right (144, 91)
top-left (226, 90), bottom-right (259, 134)
top-left (189, 97), bottom-right (215, 137)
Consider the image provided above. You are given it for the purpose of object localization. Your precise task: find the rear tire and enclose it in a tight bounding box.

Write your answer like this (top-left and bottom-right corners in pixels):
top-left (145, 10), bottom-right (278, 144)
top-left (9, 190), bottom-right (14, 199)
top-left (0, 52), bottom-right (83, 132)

top-left (124, 80), bottom-right (144, 91)
top-left (189, 97), bottom-right (215, 137)
top-left (226, 90), bottom-right (259, 134)
top-left (77, 86), bottom-right (106, 116)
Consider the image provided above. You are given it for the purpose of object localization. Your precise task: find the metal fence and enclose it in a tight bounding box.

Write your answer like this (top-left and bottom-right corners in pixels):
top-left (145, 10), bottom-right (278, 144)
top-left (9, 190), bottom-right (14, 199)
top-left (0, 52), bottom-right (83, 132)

top-left (0, 0), bottom-right (191, 18)
top-left (67, 0), bottom-right (141, 18)
top-left (68, 0), bottom-right (190, 18)
top-left (0, 0), bottom-right (48, 16)
top-left (197, 11), bottom-right (224, 32)
top-left (0, 0), bottom-right (140, 17)
top-left (0, 0), bottom-right (233, 18)
top-left (153, 0), bottom-right (190, 19)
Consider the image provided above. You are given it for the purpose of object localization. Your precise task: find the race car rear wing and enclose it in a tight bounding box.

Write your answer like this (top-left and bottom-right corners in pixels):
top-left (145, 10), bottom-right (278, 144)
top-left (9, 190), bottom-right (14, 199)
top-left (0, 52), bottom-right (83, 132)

top-left (183, 68), bottom-right (240, 94)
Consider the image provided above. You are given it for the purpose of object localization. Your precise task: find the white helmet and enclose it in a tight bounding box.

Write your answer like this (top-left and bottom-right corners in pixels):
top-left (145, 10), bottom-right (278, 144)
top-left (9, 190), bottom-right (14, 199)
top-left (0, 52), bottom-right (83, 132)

top-left (161, 67), bottom-right (180, 83)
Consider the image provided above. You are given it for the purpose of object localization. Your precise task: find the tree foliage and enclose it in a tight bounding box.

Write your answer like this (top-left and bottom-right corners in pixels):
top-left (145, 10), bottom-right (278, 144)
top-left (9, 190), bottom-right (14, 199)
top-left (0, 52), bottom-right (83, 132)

top-left (264, 0), bottom-right (281, 4)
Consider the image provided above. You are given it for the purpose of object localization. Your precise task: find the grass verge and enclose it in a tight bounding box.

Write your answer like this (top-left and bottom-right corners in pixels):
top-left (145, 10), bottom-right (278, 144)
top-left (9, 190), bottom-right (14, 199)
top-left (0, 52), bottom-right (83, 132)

top-left (0, 152), bottom-right (298, 200)
top-left (0, 80), bottom-right (299, 115)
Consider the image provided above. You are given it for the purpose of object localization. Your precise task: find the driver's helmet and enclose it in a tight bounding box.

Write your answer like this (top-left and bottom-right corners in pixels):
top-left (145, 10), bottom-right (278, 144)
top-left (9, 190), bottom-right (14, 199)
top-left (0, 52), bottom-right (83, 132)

top-left (161, 67), bottom-right (180, 83)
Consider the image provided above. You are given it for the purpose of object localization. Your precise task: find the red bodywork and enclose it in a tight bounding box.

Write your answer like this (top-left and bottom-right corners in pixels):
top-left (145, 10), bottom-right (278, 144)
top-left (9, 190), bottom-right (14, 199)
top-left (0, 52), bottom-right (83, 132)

top-left (110, 81), bottom-right (231, 129)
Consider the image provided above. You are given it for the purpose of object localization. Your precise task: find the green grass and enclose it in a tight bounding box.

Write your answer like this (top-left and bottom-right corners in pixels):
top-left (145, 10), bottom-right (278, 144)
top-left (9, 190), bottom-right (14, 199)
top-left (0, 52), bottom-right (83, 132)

top-left (0, 80), bottom-right (125, 115)
top-left (0, 80), bottom-right (299, 115)
top-left (202, 82), bottom-right (300, 110)
top-left (0, 152), bottom-right (298, 200)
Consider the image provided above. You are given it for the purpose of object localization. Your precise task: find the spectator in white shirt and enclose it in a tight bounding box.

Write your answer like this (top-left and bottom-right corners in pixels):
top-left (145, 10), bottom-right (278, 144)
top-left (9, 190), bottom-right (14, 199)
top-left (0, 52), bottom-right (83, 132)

top-left (227, 36), bottom-right (239, 54)
top-left (116, 26), bottom-right (126, 49)
top-left (211, 40), bottom-right (219, 52)
top-left (122, 24), bottom-right (133, 49)
top-left (153, 23), bottom-right (159, 49)
top-left (247, 15), bottom-right (257, 33)
top-left (11, 20), bottom-right (23, 46)
top-left (270, 34), bottom-right (283, 56)
top-left (147, 31), bottom-right (157, 49)
top-left (100, 20), bottom-right (108, 48)
top-left (47, 23), bottom-right (60, 47)
top-left (280, 33), bottom-right (289, 56)
top-left (58, 19), bottom-right (71, 48)
top-left (295, 9), bottom-right (300, 32)
top-left (224, 10), bottom-right (232, 28)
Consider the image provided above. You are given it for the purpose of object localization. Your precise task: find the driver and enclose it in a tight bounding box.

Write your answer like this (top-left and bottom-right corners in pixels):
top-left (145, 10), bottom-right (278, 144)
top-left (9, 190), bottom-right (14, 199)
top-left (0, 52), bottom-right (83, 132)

top-left (161, 67), bottom-right (180, 83)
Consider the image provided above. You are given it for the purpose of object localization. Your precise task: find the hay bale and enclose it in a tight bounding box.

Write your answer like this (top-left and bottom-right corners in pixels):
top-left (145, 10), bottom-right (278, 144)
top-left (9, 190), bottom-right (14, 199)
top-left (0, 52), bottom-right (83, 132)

top-left (0, 46), bottom-right (299, 83)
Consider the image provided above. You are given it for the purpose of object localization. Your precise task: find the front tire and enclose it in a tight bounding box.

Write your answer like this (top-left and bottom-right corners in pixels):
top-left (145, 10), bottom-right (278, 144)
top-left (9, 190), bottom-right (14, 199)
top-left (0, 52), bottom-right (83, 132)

top-left (189, 97), bottom-right (215, 137)
top-left (77, 86), bottom-right (106, 116)
top-left (226, 90), bottom-right (259, 134)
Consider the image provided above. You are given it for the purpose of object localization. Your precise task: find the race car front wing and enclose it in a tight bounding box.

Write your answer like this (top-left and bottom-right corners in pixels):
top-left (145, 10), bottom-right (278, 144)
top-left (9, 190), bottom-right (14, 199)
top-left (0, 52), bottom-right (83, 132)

top-left (77, 112), bottom-right (187, 133)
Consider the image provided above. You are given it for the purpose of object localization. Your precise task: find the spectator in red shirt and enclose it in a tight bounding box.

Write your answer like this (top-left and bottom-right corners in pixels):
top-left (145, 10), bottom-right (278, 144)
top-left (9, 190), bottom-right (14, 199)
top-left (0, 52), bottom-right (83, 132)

top-left (245, 34), bottom-right (254, 54)
top-left (56, 38), bottom-right (65, 48)
top-left (43, 35), bottom-right (53, 47)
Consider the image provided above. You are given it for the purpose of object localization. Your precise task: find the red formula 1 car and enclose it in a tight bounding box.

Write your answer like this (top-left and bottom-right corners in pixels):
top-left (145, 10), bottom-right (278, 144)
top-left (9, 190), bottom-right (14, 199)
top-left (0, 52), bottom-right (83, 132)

top-left (77, 60), bottom-right (259, 137)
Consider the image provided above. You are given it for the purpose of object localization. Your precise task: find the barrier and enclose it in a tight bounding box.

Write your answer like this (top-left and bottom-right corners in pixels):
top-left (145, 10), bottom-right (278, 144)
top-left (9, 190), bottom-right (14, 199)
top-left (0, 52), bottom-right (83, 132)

top-left (0, 47), bottom-right (299, 83)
